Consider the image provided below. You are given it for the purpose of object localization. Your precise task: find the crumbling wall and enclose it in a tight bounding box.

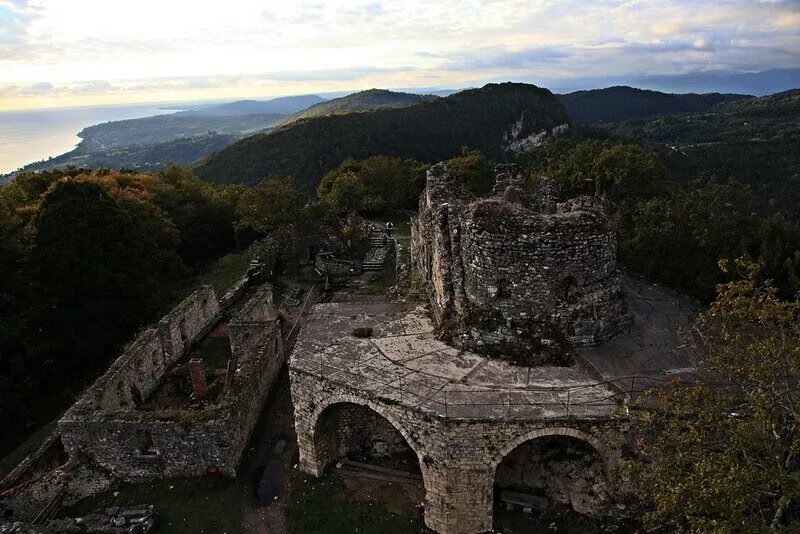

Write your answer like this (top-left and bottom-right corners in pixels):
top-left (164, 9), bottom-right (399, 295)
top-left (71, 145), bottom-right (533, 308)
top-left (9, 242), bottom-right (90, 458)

top-left (157, 286), bottom-right (220, 360)
top-left (57, 285), bottom-right (284, 481)
top-left (0, 455), bottom-right (113, 523)
top-left (228, 286), bottom-right (276, 359)
top-left (96, 329), bottom-right (165, 411)
top-left (410, 163), bottom-right (629, 360)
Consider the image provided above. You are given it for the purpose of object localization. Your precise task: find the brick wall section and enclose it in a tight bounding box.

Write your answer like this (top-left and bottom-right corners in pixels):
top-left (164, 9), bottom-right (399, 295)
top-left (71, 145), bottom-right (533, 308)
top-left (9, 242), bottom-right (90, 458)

top-left (411, 163), bottom-right (630, 357)
top-left (290, 368), bottom-right (628, 534)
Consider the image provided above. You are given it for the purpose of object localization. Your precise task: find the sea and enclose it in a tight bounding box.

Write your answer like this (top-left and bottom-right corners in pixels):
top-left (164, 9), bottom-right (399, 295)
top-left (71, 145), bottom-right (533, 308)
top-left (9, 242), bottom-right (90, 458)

top-left (0, 102), bottom-right (185, 175)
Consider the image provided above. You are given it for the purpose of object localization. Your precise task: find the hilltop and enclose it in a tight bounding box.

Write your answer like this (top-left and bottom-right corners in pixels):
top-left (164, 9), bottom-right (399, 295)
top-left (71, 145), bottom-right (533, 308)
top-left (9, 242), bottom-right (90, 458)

top-left (558, 86), bottom-right (750, 124)
top-left (194, 82), bottom-right (570, 190)
top-left (275, 89), bottom-right (439, 126)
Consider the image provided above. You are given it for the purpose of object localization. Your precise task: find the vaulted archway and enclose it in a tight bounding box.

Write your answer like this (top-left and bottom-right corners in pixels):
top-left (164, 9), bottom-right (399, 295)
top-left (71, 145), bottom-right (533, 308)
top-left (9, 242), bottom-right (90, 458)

top-left (491, 427), bottom-right (612, 530)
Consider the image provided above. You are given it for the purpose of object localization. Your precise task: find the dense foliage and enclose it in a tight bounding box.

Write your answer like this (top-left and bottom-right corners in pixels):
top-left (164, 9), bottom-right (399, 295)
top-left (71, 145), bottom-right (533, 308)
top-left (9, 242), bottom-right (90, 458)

top-left (0, 166), bottom-right (257, 453)
top-left (625, 261), bottom-right (800, 532)
top-left (317, 155), bottom-right (427, 213)
top-left (603, 89), bottom-right (800, 222)
top-left (194, 83), bottom-right (569, 191)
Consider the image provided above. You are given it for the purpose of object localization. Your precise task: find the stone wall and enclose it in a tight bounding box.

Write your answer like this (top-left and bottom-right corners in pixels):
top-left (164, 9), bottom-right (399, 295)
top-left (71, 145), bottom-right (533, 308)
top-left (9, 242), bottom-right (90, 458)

top-left (0, 455), bottom-right (113, 523)
top-left (410, 163), bottom-right (629, 361)
top-left (290, 368), bottom-right (628, 534)
top-left (57, 287), bottom-right (283, 481)
top-left (157, 286), bottom-right (220, 359)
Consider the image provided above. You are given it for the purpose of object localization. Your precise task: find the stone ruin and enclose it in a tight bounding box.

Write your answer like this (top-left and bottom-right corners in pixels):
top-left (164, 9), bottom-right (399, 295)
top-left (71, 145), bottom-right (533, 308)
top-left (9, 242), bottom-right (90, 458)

top-left (410, 162), bottom-right (630, 363)
top-left (289, 159), bottom-right (700, 534)
top-left (1, 269), bottom-right (284, 524)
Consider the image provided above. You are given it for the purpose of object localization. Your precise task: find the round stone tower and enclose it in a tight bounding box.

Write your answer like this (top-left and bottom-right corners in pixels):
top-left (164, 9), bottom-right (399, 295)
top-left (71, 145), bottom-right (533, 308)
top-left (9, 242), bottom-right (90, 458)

top-left (410, 163), bottom-right (629, 364)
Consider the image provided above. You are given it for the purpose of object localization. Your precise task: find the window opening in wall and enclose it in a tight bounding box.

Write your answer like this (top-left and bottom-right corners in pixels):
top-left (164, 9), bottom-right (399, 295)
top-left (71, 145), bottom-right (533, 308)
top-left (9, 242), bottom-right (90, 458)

top-left (201, 298), bottom-right (210, 318)
top-left (498, 279), bottom-right (508, 298)
top-left (561, 276), bottom-right (577, 302)
top-left (151, 349), bottom-right (161, 367)
top-left (117, 381), bottom-right (128, 407)
top-left (179, 318), bottom-right (188, 342)
top-left (137, 429), bottom-right (157, 456)
top-left (130, 384), bottom-right (142, 407)
top-left (135, 358), bottom-right (145, 374)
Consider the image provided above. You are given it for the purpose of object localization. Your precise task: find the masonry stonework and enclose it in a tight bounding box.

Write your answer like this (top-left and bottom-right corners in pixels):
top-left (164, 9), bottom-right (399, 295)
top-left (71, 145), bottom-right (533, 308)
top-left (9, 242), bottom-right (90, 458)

top-left (410, 163), bottom-right (630, 360)
top-left (290, 368), bottom-right (627, 534)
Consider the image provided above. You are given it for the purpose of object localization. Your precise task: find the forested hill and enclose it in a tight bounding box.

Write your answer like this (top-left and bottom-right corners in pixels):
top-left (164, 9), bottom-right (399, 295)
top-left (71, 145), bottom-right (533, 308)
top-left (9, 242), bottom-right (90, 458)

top-left (194, 82), bottom-right (570, 190)
top-left (274, 89), bottom-right (439, 126)
top-left (558, 86), bottom-right (750, 123)
top-left (604, 89), bottom-right (800, 221)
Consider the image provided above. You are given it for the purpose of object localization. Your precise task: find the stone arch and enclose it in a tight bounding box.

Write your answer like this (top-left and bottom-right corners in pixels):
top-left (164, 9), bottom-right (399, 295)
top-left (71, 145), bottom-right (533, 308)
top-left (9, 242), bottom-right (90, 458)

top-left (307, 394), bottom-right (426, 471)
top-left (490, 426), bottom-right (614, 524)
top-left (491, 426), bottom-right (613, 476)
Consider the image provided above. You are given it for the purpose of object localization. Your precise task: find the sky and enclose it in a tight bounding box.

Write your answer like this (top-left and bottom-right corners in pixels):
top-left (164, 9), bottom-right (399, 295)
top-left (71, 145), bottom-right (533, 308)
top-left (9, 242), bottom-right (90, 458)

top-left (1, 0), bottom-right (799, 111)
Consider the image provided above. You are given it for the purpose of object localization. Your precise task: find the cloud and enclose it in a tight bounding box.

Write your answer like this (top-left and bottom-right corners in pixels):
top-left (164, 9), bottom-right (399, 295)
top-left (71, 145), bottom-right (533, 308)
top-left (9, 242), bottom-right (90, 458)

top-left (1, 0), bottom-right (799, 109)
top-left (441, 46), bottom-right (573, 71)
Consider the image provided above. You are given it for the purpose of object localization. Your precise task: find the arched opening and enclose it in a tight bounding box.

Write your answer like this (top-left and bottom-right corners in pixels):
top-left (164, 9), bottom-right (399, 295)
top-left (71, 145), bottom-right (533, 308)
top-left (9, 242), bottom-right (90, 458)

top-left (493, 434), bottom-right (610, 532)
top-left (312, 402), bottom-right (425, 519)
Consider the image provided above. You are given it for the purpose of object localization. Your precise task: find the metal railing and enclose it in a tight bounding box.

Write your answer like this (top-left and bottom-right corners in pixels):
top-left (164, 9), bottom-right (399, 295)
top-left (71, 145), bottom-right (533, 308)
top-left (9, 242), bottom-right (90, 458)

top-left (301, 358), bottom-right (684, 420)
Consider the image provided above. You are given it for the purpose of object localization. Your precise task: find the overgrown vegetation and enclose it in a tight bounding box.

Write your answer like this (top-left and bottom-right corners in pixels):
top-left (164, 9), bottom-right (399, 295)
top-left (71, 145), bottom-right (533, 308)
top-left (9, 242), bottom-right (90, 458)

top-left (0, 165), bottom-right (320, 456)
top-left (194, 83), bottom-right (569, 191)
top-left (623, 260), bottom-right (800, 532)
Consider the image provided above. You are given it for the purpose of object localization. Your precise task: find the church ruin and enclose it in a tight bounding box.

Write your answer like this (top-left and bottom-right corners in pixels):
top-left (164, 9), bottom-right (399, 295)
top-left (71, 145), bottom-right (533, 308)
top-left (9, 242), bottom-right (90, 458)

top-left (410, 162), bottom-right (630, 362)
top-left (1, 273), bottom-right (284, 522)
top-left (289, 163), bottom-right (699, 533)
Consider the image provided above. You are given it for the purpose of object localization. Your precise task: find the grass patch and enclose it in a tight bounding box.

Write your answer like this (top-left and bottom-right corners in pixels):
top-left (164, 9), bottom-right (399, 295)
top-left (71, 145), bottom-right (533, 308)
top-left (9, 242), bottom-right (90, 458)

top-left (286, 471), bottom-right (426, 534)
top-left (70, 477), bottom-right (245, 534)
top-left (196, 253), bottom-right (250, 295)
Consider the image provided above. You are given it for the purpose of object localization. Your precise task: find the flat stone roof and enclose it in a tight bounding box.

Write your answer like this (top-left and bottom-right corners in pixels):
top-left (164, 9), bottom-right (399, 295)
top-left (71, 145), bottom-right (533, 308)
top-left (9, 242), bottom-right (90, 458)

top-left (290, 276), bottom-right (699, 422)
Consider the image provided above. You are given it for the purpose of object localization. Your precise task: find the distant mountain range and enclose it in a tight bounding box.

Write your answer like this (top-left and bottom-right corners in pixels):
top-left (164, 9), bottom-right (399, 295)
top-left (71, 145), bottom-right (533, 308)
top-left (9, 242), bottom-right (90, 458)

top-left (181, 94), bottom-right (325, 116)
top-left (4, 70), bottom-right (797, 182)
top-left (5, 89), bottom-right (440, 177)
top-left (193, 82), bottom-right (569, 190)
top-left (558, 86), bottom-right (750, 124)
top-left (524, 68), bottom-right (800, 97)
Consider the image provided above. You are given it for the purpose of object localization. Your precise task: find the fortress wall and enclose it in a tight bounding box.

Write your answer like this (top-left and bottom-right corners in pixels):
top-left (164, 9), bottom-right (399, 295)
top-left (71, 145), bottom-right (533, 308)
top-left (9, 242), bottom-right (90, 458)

top-left (228, 286), bottom-right (275, 360)
top-left (57, 284), bottom-right (284, 481)
top-left (157, 286), bottom-right (220, 361)
top-left (224, 319), bottom-right (284, 472)
top-left (410, 164), bottom-right (629, 355)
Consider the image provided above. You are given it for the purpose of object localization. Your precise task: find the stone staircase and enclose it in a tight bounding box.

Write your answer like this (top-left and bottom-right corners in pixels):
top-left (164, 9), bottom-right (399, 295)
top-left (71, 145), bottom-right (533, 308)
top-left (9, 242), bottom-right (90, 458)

top-left (363, 229), bottom-right (393, 272)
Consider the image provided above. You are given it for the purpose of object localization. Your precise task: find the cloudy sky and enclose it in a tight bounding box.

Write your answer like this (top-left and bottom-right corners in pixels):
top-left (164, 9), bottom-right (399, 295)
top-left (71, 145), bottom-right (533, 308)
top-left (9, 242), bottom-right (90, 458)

top-left (1, 0), bottom-right (799, 110)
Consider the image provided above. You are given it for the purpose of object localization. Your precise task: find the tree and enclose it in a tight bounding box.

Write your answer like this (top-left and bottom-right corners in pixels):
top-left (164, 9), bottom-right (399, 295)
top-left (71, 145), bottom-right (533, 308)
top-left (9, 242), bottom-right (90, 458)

top-left (32, 180), bottom-right (158, 357)
top-left (445, 150), bottom-right (495, 196)
top-left (625, 259), bottom-right (800, 532)
top-left (529, 139), bottom-right (665, 203)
